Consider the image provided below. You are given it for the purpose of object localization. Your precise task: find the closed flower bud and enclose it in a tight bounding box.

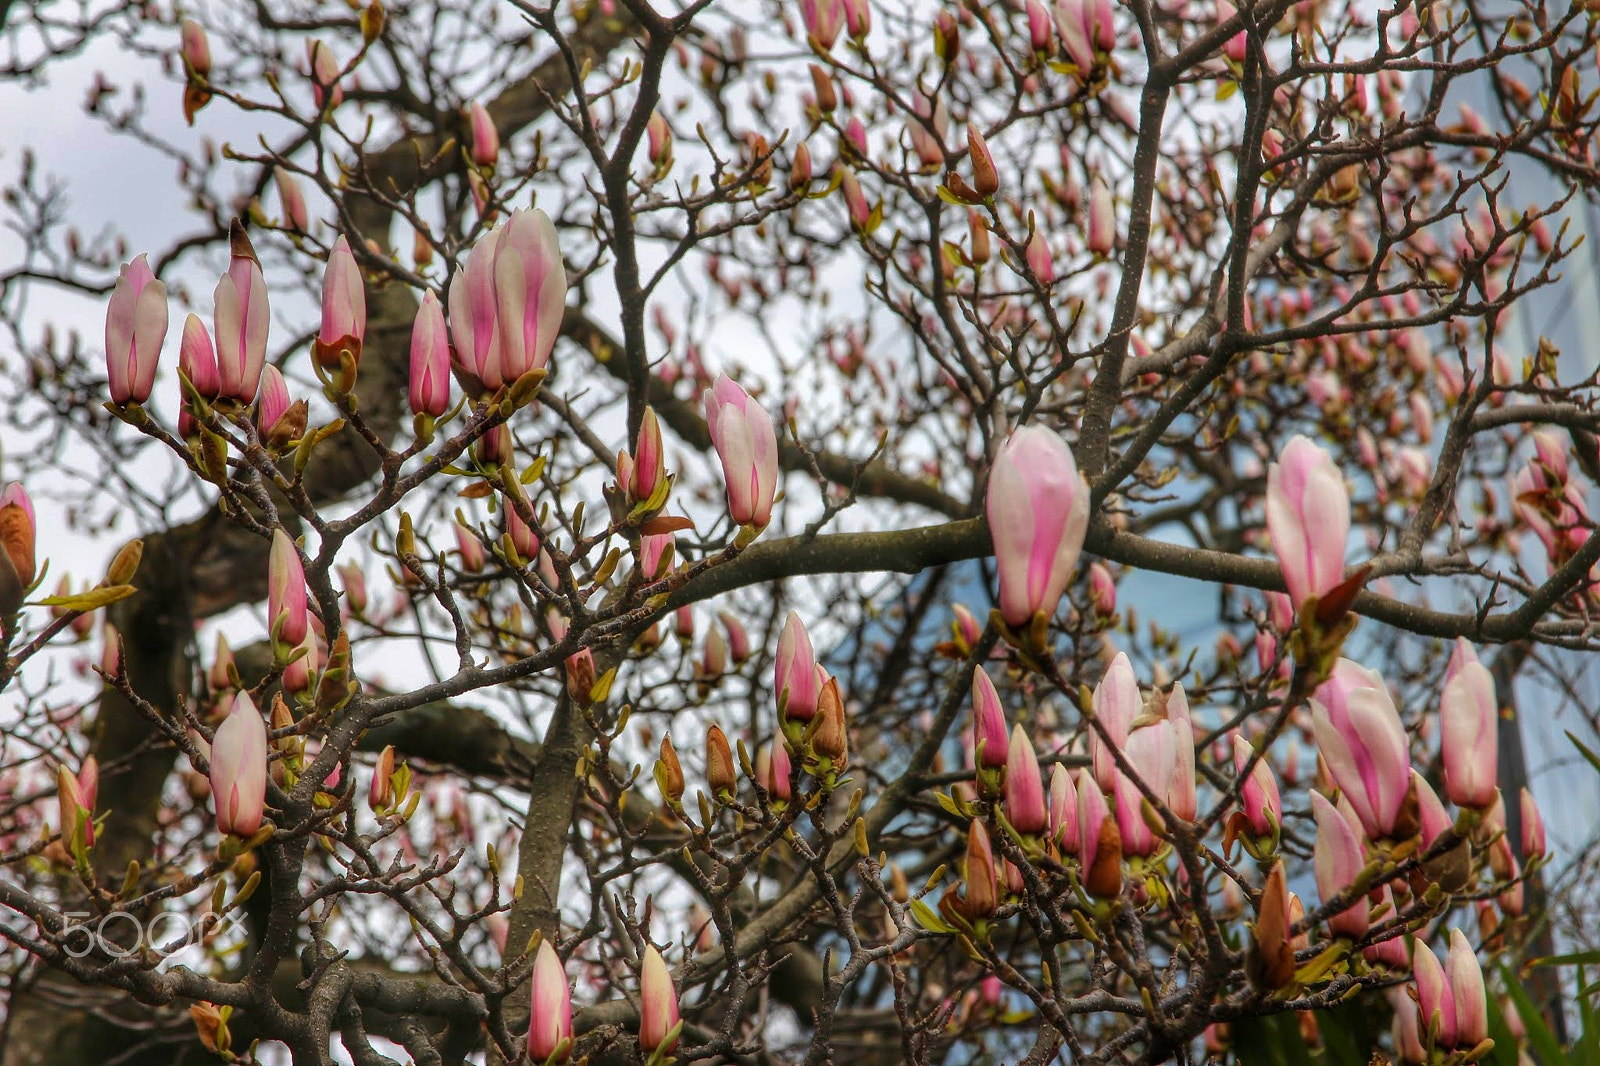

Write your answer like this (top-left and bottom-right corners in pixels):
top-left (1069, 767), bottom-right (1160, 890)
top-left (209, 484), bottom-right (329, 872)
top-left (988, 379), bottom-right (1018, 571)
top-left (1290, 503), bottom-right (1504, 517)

top-left (801, 0), bottom-right (846, 49)
top-left (1049, 764), bottom-right (1079, 854)
top-left (629, 407), bottom-right (666, 505)
top-left (274, 169), bottom-right (309, 233)
top-left (0, 482), bottom-right (36, 620)
top-left (214, 225), bottom-right (270, 404)
top-left (268, 528), bottom-right (309, 647)
top-left (1520, 787), bottom-right (1546, 859)
top-left (369, 745), bottom-right (396, 809)
top-left (985, 425), bottom-right (1090, 629)
top-left (448, 227), bottom-right (504, 390)
top-left (775, 612), bottom-right (822, 721)
top-left (1312, 659), bottom-right (1412, 840)
top-left (1266, 435), bottom-right (1350, 610)
top-left (704, 374), bottom-right (779, 528)
top-left (658, 734), bottom-right (686, 802)
top-left (646, 110), bottom-right (672, 170)
top-left (314, 236), bottom-right (366, 369)
top-left (706, 724), bottom-right (737, 797)
top-left (1090, 652), bottom-right (1138, 791)
top-left (409, 291), bottom-right (451, 417)
top-left (211, 692), bottom-right (269, 837)
top-left (812, 675), bottom-right (849, 762)
top-left (1247, 862), bottom-right (1295, 990)
top-left (105, 253), bottom-right (168, 406)
top-left (1439, 639), bottom-right (1498, 809)
top-left (1077, 776), bottom-right (1122, 899)
top-left (494, 208), bottom-right (567, 381)
top-left (1087, 175), bottom-right (1115, 254)
top-left (1231, 734), bottom-right (1282, 840)
top-left (637, 946), bottom-right (680, 1056)
top-left (966, 125), bottom-right (998, 198)
top-left (1311, 791), bottom-right (1368, 939)
top-left (306, 39), bottom-right (343, 110)
top-left (468, 101), bottom-right (499, 168)
top-left (529, 940), bottom-right (574, 1062)
top-left (454, 522), bottom-right (485, 573)
top-left (1004, 725), bottom-right (1047, 835)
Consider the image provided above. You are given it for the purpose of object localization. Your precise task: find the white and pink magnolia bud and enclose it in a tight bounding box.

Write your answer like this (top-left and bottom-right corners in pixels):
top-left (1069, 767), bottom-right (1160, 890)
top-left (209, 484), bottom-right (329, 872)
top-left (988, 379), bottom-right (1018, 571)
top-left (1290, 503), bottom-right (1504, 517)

top-left (105, 254), bottom-right (168, 405)
top-left (211, 692), bottom-right (269, 837)
top-left (985, 425), bottom-right (1090, 628)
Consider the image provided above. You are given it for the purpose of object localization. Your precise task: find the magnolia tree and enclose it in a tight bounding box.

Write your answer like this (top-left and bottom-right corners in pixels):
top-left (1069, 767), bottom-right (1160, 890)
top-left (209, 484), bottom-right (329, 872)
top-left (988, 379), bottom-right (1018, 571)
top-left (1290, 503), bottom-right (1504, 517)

top-left (1, 0), bottom-right (1598, 1063)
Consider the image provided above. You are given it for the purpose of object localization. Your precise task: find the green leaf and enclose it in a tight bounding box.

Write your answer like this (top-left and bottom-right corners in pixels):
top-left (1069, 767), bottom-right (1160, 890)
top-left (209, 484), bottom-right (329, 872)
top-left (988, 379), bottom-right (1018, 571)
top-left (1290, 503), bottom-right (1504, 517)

top-left (909, 898), bottom-right (953, 935)
top-left (1567, 731), bottom-right (1600, 777)
top-left (37, 584), bottom-right (137, 611)
top-left (1530, 949), bottom-right (1600, 969)
top-left (1500, 964), bottom-right (1567, 1065)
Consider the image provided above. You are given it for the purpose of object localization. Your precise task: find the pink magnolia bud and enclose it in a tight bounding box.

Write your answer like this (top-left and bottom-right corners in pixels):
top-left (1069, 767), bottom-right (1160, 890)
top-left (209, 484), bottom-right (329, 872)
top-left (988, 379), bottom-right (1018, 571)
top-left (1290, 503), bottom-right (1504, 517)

top-left (841, 0), bottom-right (869, 38)
top-left (454, 522), bottom-right (485, 573)
top-left (704, 374), bottom-right (779, 528)
top-left (839, 168), bottom-right (871, 231)
top-left (1265, 435), bottom-right (1350, 609)
top-left (759, 741), bottom-right (792, 801)
top-left (719, 612), bottom-right (751, 663)
top-left (1026, 0), bottom-right (1052, 50)
top-left (1390, 986), bottom-right (1426, 1064)
top-left (0, 482), bottom-right (35, 617)
top-left (1217, 0), bottom-right (1247, 63)
top-left (1077, 772), bottom-right (1122, 899)
top-left (1115, 733), bottom-right (1171, 859)
top-left (1439, 639), bottom-right (1497, 809)
top-left (105, 253), bottom-right (168, 405)
top-left (494, 208), bottom-right (567, 381)
top-left (268, 528), bottom-right (309, 647)
top-left (842, 116), bottom-right (869, 160)
top-left (985, 425), bottom-right (1090, 629)
top-left (950, 603), bottom-right (981, 651)
top-left (306, 39), bottom-right (343, 110)
top-left (180, 18), bottom-right (211, 77)
top-left (638, 532), bottom-right (673, 581)
top-left (179, 313), bottom-right (221, 401)
top-left (209, 632), bottom-right (236, 693)
top-left (800, 0), bottom-right (846, 49)
top-left (630, 407), bottom-right (666, 504)
top-left (700, 625), bottom-right (729, 679)
top-left (1413, 770), bottom-right (1451, 850)
top-left (638, 945), bottom-right (680, 1055)
top-left (789, 141), bottom-right (813, 187)
top-left (275, 168), bottom-right (309, 232)
top-left (369, 744), bottom-right (395, 809)
top-left (99, 623), bottom-right (122, 677)
top-left (57, 758), bottom-right (98, 848)
top-left (1310, 791), bottom-right (1368, 939)
top-left (646, 111), bottom-right (672, 170)
top-left (1312, 659), bottom-right (1412, 840)
top-left (1363, 886), bottom-right (1409, 971)
top-left (1090, 652), bottom-right (1139, 791)
top-left (1004, 724), bottom-right (1047, 835)
top-left (1053, 0), bottom-right (1095, 72)
top-left (528, 940), bottom-right (573, 1062)
top-left (256, 364), bottom-right (301, 447)
top-left (338, 562), bottom-right (367, 615)
top-left (214, 240), bottom-right (270, 404)
top-left (211, 692), bottom-right (269, 837)
top-left (908, 93), bottom-right (948, 171)
top-left (1231, 734), bottom-right (1281, 839)
top-left (1086, 174), bottom-right (1115, 254)
top-left (970, 667), bottom-right (1010, 770)
top-left (282, 630), bottom-right (319, 694)
top-left (1087, 561), bottom-right (1115, 614)
top-left (468, 102), bottom-right (500, 168)
top-left (1024, 228), bottom-right (1055, 284)
top-left (448, 226), bottom-right (505, 390)
top-left (1049, 764), bottom-right (1079, 854)
top-left (674, 604), bottom-right (695, 641)
top-left (1166, 685), bottom-right (1198, 820)
top-left (503, 502), bottom-right (541, 566)
top-left (776, 611), bottom-right (822, 720)
top-left (314, 236), bottom-right (366, 368)
top-left (1520, 787), bottom-right (1545, 859)
top-left (409, 291), bottom-right (451, 417)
